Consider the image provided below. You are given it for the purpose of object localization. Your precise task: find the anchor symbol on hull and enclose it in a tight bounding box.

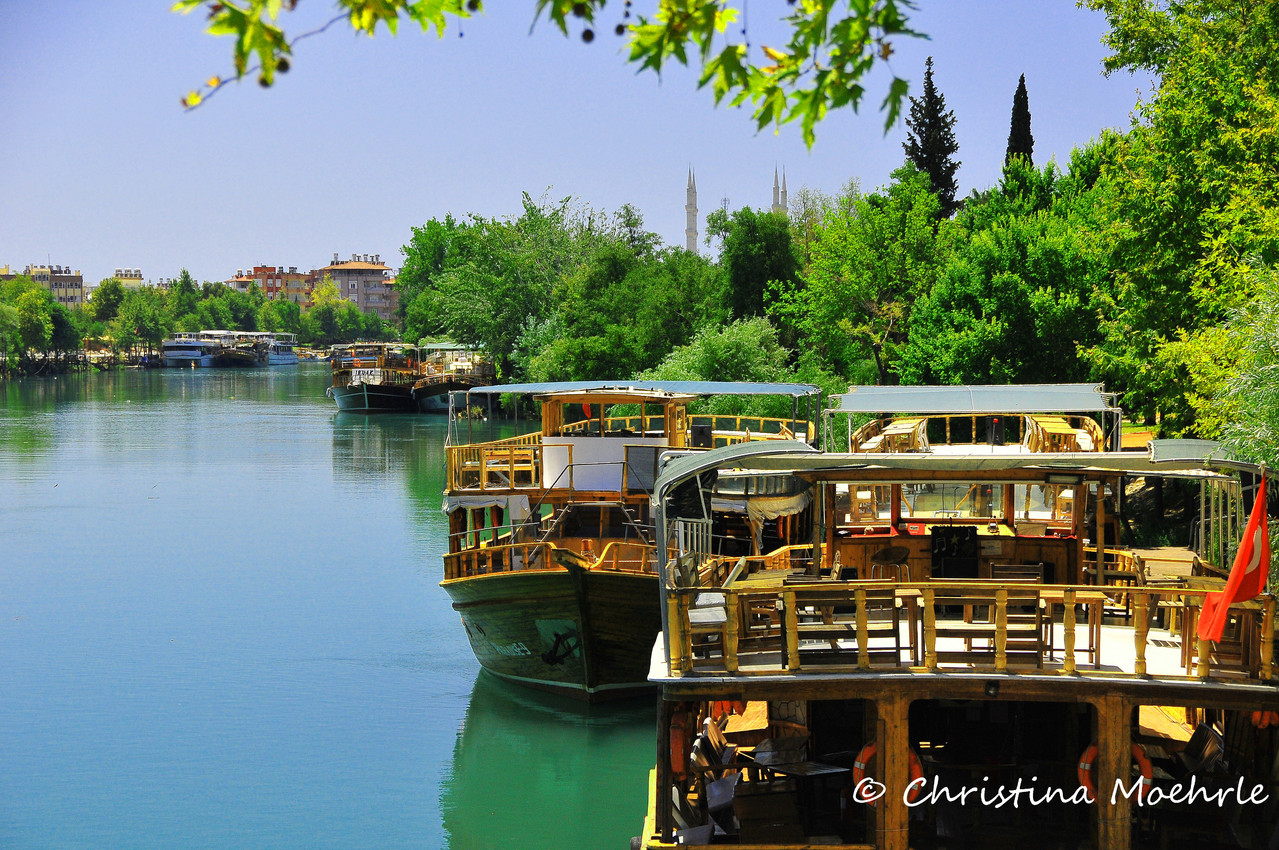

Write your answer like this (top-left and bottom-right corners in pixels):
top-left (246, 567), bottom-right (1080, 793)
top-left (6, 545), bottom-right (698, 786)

top-left (541, 630), bottom-right (580, 665)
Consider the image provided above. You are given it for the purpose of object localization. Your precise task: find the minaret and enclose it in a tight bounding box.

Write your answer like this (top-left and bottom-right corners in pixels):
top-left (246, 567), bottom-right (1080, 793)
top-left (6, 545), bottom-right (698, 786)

top-left (780, 168), bottom-right (788, 213)
top-left (772, 168), bottom-right (781, 213)
top-left (685, 167), bottom-right (698, 253)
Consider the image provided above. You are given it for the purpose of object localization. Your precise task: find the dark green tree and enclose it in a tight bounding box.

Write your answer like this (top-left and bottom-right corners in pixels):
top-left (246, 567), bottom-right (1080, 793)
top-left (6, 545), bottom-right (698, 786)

top-left (902, 57), bottom-right (961, 218)
top-left (706, 206), bottom-right (799, 321)
top-left (89, 278), bottom-right (126, 323)
top-left (1005, 74), bottom-right (1034, 166)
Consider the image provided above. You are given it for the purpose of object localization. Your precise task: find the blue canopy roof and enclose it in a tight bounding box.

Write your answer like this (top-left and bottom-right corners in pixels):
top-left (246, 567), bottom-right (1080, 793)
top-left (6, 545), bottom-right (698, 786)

top-left (827, 383), bottom-right (1117, 415)
top-left (463, 380), bottom-right (820, 397)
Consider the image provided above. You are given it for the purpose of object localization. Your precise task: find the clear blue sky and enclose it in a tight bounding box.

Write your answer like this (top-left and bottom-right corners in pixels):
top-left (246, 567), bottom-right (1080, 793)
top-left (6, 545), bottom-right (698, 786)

top-left (0, 2), bottom-right (1150, 286)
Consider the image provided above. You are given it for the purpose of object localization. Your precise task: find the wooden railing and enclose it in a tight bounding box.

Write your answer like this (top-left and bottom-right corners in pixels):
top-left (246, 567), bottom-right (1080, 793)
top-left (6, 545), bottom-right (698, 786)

top-left (665, 578), bottom-right (1277, 683)
top-left (445, 432), bottom-right (547, 491)
top-left (594, 541), bottom-right (659, 574)
top-left (444, 541), bottom-right (553, 580)
top-left (443, 539), bottom-right (656, 580)
top-left (558, 414), bottom-right (815, 445)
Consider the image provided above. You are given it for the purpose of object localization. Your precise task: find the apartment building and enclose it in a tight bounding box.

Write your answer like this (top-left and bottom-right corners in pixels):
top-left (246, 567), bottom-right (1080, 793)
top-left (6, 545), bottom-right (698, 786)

top-left (316, 253), bottom-right (398, 322)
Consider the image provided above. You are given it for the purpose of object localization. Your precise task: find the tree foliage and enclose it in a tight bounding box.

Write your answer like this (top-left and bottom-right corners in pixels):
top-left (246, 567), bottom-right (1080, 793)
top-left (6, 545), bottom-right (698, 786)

top-left (1084, 0), bottom-right (1279, 431)
top-left (172, 0), bottom-right (925, 145)
top-left (706, 206), bottom-right (799, 321)
top-left (777, 165), bottom-right (946, 383)
top-left (902, 56), bottom-right (960, 218)
top-left (1218, 265), bottom-right (1279, 467)
top-left (1005, 73), bottom-right (1033, 166)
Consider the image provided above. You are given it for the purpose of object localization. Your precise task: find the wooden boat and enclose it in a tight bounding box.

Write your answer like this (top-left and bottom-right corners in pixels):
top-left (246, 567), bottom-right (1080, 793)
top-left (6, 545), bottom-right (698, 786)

top-left (325, 343), bottom-right (421, 412)
top-left (412, 343), bottom-right (495, 412)
top-left (440, 381), bottom-right (821, 702)
top-left (635, 435), bottom-right (1279, 848)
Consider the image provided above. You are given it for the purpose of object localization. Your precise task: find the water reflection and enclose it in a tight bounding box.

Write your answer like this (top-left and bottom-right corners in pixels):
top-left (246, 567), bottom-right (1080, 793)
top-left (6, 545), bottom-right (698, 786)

top-left (442, 672), bottom-right (652, 850)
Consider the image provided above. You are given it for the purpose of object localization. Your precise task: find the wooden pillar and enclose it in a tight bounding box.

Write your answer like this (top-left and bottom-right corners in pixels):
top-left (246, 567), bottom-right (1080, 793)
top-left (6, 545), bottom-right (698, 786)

top-left (890, 483), bottom-right (902, 531)
top-left (824, 483), bottom-right (837, 572)
top-left (878, 692), bottom-right (912, 850)
top-left (1095, 695), bottom-right (1132, 850)
top-left (1096, 480), bottom-right (1107, 581)
top-left (656, 695), bottom-right (674, 842)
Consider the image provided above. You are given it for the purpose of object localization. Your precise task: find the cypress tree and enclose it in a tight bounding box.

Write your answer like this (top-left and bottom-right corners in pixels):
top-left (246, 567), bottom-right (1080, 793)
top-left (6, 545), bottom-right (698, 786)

top-left (1006, 74), bottom-right (1034, 166)
top-left (902, 57), bottom-right (961, 218)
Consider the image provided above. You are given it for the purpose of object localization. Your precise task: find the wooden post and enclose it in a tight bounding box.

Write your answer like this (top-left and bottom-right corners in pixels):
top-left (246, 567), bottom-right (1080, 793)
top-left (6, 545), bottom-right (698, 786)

top-left (1063, 589), bottom-right (1077, 675)
top-left (923, 588), bottom-right (937, 671)
top-left (995, 589), bottom-right (1008, 672)
top-left (1134, 593), bottom-right (1149, 677)
top-left (1096, 480), bottom-right (1107, 582)
top-left (783, 590), bottom-right (800, 671)
top-left (724, 590), bottom-right (740, 673)
top-left (878, 692), bottom-right (912, 850)
top-left (824, 483), bottom-right (836, 571)
top-left (656, 696), bottom-right (674, 843)
top-left (1264, 595), bottom-right (1275, 681)
top-left (1095, 695), bottom-right (1133, 850)
top-left (667, 594), bottom-right (686, 675)
top-left (856, 587), bottom-right (870, 670)
top-left (1197, 637), bottom-right (1211, 679)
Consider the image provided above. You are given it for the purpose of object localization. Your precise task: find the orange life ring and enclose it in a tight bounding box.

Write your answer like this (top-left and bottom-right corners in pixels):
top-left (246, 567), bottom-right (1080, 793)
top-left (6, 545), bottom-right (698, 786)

top-left (1077, 743), bottom-right (1152, 802)
top-left (851, 741), bottom-right (925, 806)
top-left (670, 711), bottom-right (689, 779)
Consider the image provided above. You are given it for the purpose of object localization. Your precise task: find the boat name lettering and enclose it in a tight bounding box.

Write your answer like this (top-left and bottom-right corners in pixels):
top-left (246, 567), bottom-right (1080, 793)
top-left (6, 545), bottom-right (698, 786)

top-left (351, 368), bottom-right (382, 384)
top-left (493, 641), bottom-right (532, 657)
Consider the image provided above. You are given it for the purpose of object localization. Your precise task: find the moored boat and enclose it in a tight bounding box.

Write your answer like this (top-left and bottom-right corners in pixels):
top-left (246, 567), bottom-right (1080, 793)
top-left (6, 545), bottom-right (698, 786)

top-left (160, 333), bottom-right (220, 367)
top-left (634, 431), bottom-right (1279, 848)
top-left (326, 343), bottom-right (422, 412)
top-left (440, 381), bottom-right (821, 702)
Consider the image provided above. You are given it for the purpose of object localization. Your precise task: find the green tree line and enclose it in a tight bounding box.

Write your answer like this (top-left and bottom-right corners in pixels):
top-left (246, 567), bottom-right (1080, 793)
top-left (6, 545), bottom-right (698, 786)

top-left (394, 0), bottom-right (1279, 460)
top-left (0, 269), bottom-right (394, 374)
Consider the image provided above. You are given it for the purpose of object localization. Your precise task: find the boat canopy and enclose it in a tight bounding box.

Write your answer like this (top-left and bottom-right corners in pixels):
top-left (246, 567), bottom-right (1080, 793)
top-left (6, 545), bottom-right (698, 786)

top-left (464, 380), bottom-right (820, 397)
top-left (441, 493), bottom-right (531, 523)
top-left (826, 383), bottom-right (1117, 415)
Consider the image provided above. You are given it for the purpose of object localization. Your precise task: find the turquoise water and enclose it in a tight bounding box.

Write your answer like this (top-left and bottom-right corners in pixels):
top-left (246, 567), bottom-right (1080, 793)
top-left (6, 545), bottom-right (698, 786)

top-left (0, 365), bottom-right (651, 849)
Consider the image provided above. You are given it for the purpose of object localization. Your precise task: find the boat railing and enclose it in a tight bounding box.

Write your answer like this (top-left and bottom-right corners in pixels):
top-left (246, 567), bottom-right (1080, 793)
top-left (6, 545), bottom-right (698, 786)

top-left (594, 540), bottom-right (659, 574)
top-left (665, 576), bottom-right (1277, 684)
top-left (443, 540), bottom-right (554, 580)
top-left (446, 432), bottom-right (547, 491)
top-left (443, 538), bottom-right (657, 580)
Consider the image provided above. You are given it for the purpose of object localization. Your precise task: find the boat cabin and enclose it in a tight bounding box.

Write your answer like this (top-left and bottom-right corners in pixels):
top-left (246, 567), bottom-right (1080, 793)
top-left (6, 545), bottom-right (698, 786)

top-left (639, 441), bottom-right (1279, 850)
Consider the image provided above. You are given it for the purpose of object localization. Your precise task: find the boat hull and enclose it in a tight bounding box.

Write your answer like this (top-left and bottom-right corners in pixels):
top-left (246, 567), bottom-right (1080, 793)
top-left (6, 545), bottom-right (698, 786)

top-left (441, 567), bottom-right (661, 702)
top-left (327, 382), bottom-right (417, 413)
top-left (161, 354), bottom-right (216, 367)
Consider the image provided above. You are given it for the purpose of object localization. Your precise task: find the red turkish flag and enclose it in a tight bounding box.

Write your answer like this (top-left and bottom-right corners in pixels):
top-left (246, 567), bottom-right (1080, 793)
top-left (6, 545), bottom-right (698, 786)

top-left (1197, 477), bottom-right (1270, 643)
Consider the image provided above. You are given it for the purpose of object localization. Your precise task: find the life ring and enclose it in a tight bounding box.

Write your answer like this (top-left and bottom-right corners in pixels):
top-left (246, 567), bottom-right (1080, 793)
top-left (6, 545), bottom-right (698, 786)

top-left (1078, 743), bottom-right (1152, 802)
top-left (670, 711), bottom-right (689, 779)
top-left (710, 700), bottom-right (746, 720)
top-left (852, 741), bottom-right (925, 806)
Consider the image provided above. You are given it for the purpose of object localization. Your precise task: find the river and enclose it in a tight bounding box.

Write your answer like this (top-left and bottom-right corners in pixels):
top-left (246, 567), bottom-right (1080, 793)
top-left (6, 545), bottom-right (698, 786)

top-left (0, 364), bottom-right (652, 849)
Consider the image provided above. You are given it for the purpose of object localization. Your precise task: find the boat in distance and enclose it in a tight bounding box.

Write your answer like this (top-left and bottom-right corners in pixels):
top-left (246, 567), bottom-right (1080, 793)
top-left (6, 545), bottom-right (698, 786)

top-left (325, 342), bottom-right (494, 412)
top-left (632, 385), bottom-right (1279, 849)
top-left (440, 380), bottom-right (822, 702)
top-left (326, 343), bottom-right (423, 412)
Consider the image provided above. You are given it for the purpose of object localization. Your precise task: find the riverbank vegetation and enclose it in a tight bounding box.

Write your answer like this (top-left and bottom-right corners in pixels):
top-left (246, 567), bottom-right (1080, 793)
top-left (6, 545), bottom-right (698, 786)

top-left (0, 270), bottom-right (394, 377)
top-left (395, 0), bottom-right (1279, 460)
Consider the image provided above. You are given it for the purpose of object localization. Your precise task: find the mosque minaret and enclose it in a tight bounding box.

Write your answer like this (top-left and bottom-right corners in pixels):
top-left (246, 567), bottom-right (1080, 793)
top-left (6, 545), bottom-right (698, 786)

top-left (685, 167), bottom-right (698, 253)
top-left (683, 167), bottom-right (788, 252)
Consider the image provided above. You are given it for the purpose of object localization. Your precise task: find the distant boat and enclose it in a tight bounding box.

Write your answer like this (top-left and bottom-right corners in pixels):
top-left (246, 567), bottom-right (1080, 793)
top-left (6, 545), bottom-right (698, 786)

top-left (160, 334), bottom-right (219, 367)
top-left (325, 343), bottom-right (421, 412)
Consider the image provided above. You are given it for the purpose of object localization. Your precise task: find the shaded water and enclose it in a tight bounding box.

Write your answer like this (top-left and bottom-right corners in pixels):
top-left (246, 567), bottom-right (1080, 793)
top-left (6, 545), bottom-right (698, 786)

top-left (0, 365), bottom-right (651, 849)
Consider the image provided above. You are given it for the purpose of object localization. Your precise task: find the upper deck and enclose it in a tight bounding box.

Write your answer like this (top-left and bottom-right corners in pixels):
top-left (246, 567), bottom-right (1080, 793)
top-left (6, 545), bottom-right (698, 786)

top-left (445, 382), bottom-right (820, 497)
top-left (650, 443), bottom-right (1279, 703)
